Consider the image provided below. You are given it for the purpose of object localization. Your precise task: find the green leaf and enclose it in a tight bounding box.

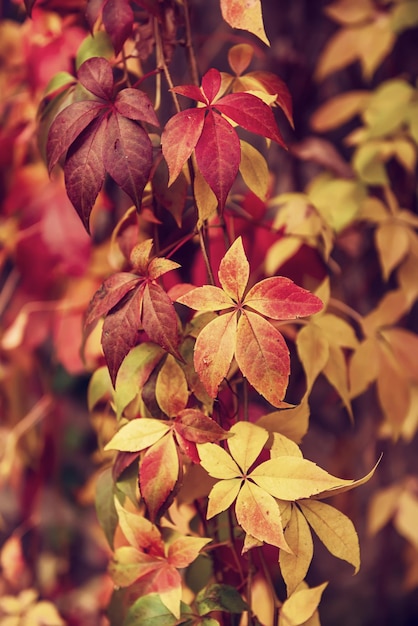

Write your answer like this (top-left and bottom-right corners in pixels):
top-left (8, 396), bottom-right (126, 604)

top-left (95, 468), bottom-right (118, 549)
top-left (76, 32), bottom-right (114, 69)
top-left (124, 594), bottom-right (189, 626)
top-left (196, 584), bottom-right (248, 615)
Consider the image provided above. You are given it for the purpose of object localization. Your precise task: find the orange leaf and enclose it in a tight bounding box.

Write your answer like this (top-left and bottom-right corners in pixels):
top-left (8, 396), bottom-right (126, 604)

top-left (218, 236), bottom-right (249, 302)
top-left (236, 310), bottom-right (290, 406)
top-left (194, 311), bottom-right (237, 398)
top-left (139, 433), bottom-right (180, 521)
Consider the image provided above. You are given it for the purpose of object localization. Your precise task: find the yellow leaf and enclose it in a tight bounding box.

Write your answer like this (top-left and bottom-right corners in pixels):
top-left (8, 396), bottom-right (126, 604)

top-left (310, 91), bottom-right (370, 132)
top-left (207, 478), bottom-right (242, 519)
top-left (104, 418), bottom-right (170, 452)
top-left (314, 314), bottom-right (359, 349)
top-left (376, 342), bottom-right (411, 438)
top-left (300, 500), bottom-right (360, 573)
top-left (392, 138), bottom-right (417, 172)
top-left (375, 220), bottom-right (411, 280)
top-left (198, 442), bottom-right (241, 479)
top-left (270, 433), bottom-right (303, 458)
top-left (256, 400), bottom-right (310, 444)
top-left (239, 140), bottom-right (269, 200)
top-left (313, 457), bottom-right (380, 500)
top-left (362, 79), bottom-right (413, 138)
top-left (280, 505), bottom-right (314, 594)
top-left (324, 0), bottom-right (376, 24)
top-left (315, 28), bottom-right (361, 81)
top-left (250, 456), bottom-right (354, 500)
top-left (264, 236), bottom-right (302, 275)
top-left (357, 18), bottom-right (395, 80)
top-left (398, 250), bottom-right (418, 305)
top-left (353, 141), bottom-right (389, 185)
top-left (228, 43), bottom-right (254, 75)
top-left (349, 337), bottom-right (380, 398)
top-left (399, 384), bottom-right (418, 442)
top-left (296, 323), bottom-right (330, 396)
top-left (22, 602), bottom-right (65, 626)
top-left (228, 422), bottom-right (269, 473)
top-left (220, 0), bottom-right (269, 45)
top-left (367, 483), bottom-right (404, 536)
top-left (279, 582), bottom-right (328, 626)
top-left (380, 328), bottom-right (418, 381)
top-left (322, 343), bottom-right (353, 421)
top-left (307, 174), bottom-right (366, 232)
top-left (194, 166), bottom-right (218, 227)
top-left (394, 490), bottom-right (418, 549)
top-left (156, 354), bottom-right (188, 417)
top-left (362, 289), bottom-right (410, 334)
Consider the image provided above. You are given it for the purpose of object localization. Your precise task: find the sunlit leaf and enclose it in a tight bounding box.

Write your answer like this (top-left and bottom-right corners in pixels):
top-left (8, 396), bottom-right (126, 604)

top-left (168, 536), bottom-right (211, 568)
top-left (300, 500), bottom-right (360, 573)
top-left (244, 277), bottom-right (323, 320)
top-left (220, 0), bottom-right (269, 45)
top-left (139, 433), bottom-right (179, 521)
top-left (218, 237), bottom-right (249, 302)
top-left (279, 582), bottom-right (328, 626)
top-left (104, 417), bottom-right (170, 452)
top-left (198, 442), bottom-right (241, 480)
top-left (280, 505), bottom-right (314, 594)
top-left (239, 140), bottom-right (269, 200)
top-left (206, 478), bottom-right (242, 519)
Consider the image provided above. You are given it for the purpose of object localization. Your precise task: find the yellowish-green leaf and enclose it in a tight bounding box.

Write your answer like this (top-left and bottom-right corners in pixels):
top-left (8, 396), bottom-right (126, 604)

top-left (390, 1), bottom-right (418, 33)
top-left (207, 478), bottom-right (242, 519)
top-left (297, 323), bottom-right (330, 396)
top-left (104, 418), bottom-right (170, 452)
top-left (198, 442), bottom-right (241, 479)
top-left (353, 141), bottom-right (388, 186)
top-left (394, 490), bottom-right (418, 549)
top-left (300, 500), bottom-right (360, 573)
top-left (227, 422), bottom-right (268, 474)
top-left (322, 343), bottom-right (353, 421)
top-left (308, 174), bottom-right (366, 232)
top-left (279, 582), bottom-right (328, 626)
top-left (280, 505), bottom-right (314, 595)
top-left (362, 79), bottom-right (413, 138)
top-left (250, 456), bottom-right (354, 500)
top-left (311, 91), bottom-right (370, 132)
top-left (239, 140), bottom-right (269, 201)
top-left (407, 101), bottom-right (418, 144)
top-left (391, 138), bottom-right (417, 172)
top-left (76, 31), bottom-right (114, 69)
top-left (270, 433), bottom-right (303, 458)
top-left (88, 366), bottom-right (113, 411)
top-left (156, 354), bottom-right (188, 417)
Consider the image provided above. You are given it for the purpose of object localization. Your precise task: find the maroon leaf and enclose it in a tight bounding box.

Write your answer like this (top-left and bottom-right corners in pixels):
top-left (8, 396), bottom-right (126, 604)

top-left (174, 409), bottom-right (230, 444)
top-left (115, 89), bottom-right (160, 126)
top-left (86, 0), bottom-right (104, 30)
top-left (64, 116), bottom-right (107, 232)
top-left (103, 113), bottom-right (153, 210)
top-left (201, 68), bottom-right (222, 103)
top-left (85, 272), bottom-right (141, 326)
top-left (78, 57), bottom-right (114, 100)
top-left (142, 282), bottom-right (181, 359)
top-left (195, 110), bottom-right (240, 210)
top-left (216, 93), bottom-right (286, 147)
top-left (246, 70), bottom-right (294, 127)
top-left (102, 0), bottom-right (134, 55)
top-left (102, 287), bottom-right (143, 386)
top-left (47, 101), bottom-right (105, 173)
top-left (161, 108), bottom-right (206, 185)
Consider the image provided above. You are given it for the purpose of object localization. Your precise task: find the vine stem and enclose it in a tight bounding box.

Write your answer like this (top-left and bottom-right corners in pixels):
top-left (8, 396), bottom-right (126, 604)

top-left (182, 0), bottom-right (200, 86)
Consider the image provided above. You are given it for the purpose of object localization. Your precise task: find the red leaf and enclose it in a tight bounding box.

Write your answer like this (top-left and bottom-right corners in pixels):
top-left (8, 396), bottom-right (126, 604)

top-left (171, 84), bottom-right (207, 104)
top-left (142, 282), bottom-right (181, 358)
top-left (102, 287), bottom-right (143, 386)
top-left (201, 68), bottom-right (222, 103)
top-left (103, 113), bottom-right (153, 210)
top-left (64, 116), bottom-right (107, 232)
top-left (246, 70), bottom-right (294, 127)
top-left (115, 88), bottom-right (160, 126)
top-left (47, 100), bottom-right (105, 173)
top-left (243, 277), bottom-right (324, 320)
top-left (161, 108), bottom-right (206, 185)
top-left (218, 236), bottom-right (249, 302)
top-left (195, 110), bottom-right (240, 210)
top-left (102, 0), bottom-right (134, 55)
top-left (216, 92), bottom-right (286, 147)
top-left (194, 311), bottom-right (237, 398)
top-left (78, 57), bottom-right (114, 100)
top-left (85, 272), bottom-right (140, 326)
top-left (174, 409), bottom-right (230, 443)
top-left (139, 433), bottom-right (179, 520)
top-left (236, 310), bottom-right (290, 406)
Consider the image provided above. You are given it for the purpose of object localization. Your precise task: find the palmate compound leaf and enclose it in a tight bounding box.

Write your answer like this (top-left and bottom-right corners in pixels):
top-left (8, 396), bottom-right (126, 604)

top-left (177, 237), bottom-right (322, 405)
top-left (163, 68), bottom-right (285, 209)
